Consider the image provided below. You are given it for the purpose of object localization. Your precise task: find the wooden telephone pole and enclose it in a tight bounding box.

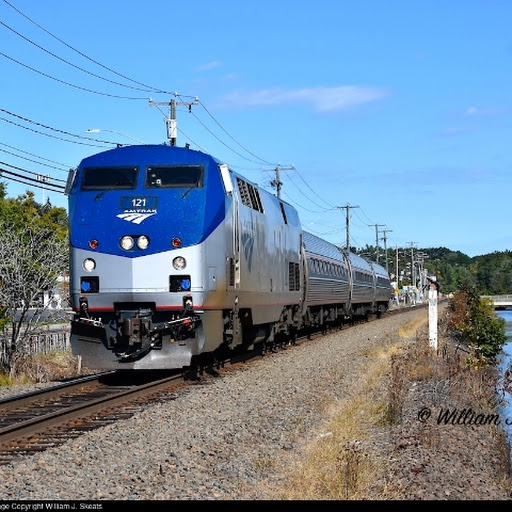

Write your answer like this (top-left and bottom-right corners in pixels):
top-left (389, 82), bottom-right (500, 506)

top-left (149, 95), bottom-right (199, 146)
top-left (338, 204), bottom-right (359, 251)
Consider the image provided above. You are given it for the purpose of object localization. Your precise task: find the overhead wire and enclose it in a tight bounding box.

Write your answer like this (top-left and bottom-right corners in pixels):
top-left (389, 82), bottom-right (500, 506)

top-left (2, 0), bottom-right (172, 95)
top-left (289, 167), bottom-right (337, 210)
top-left (0, 143), bottom-right (71, 173)
top-left (0, 170), bottom-right (59, 191)
top-left (194, 98), bottom-right (274, 166)
top-left (0, 19), bottom-right (161, 95)
top-left (0, 113), bottom-right (111, 148)
top-left (1, 2), bottom-right (279, 174)
top-left (0, 2), bottom-right (386, 240)
top-left (0, 162), bottom-right (66, 189)
top-left (0, 51), bottom-right (148, 100)
top-left (280, 170), bottom-right (336, 212)
top-left (188, 107), bottom-right (267, 165)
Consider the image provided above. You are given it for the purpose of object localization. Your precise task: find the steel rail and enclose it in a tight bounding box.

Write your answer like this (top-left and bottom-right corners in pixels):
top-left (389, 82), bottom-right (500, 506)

top-left (0, 371), bottom-right (116, 411)
top-left (0, 373), bottom-right (183, 445)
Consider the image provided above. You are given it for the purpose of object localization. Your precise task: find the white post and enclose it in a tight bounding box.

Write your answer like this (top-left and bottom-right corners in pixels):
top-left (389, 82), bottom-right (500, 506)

top-left (429, 286), bottom-right (438, 350)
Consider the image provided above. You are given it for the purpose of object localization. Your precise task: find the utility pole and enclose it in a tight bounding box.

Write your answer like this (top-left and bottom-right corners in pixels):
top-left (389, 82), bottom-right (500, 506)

top-left (149, 95), bottom-right (199, 146)
top-left (338, 204), bottom-right (359, 251)
top-left (267, 164), bottom-right (294, 199)
top-left (395, 245), bottom-right (400, 287)
top-left (407, 242), bottom-right (417, 287)
top-left (37, 173), bottom-right (50, 203)
top-left (381, 229), bottom-right (393, 275)
top-left (369, 224), bottom-right (385, 262)
top-left (416, 252), bottom-right (429, 294)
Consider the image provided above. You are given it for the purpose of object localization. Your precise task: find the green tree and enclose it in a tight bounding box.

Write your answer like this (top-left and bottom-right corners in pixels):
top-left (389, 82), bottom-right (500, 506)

top-left (0, 189), bottom-right (68, 376)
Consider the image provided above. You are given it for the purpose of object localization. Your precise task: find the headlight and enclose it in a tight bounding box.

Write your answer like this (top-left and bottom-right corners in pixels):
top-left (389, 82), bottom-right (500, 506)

top-left (173, 256), bottom-right (187, 270)
top-left (137, 235), bottom-right (150, 250)
top-left (120, 236), bottom-right (134, 250)
top-left (83, 258), bottom-right (96, 272)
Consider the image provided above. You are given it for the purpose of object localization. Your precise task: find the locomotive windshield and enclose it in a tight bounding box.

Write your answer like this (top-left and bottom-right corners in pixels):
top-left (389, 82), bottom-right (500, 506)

top-left (81, 166), bottom-right (138, 190)
top-left (145, 165), bottom-right (204, 188)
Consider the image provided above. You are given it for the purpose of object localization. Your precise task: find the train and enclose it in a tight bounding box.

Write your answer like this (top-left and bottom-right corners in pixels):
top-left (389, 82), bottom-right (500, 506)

top-left (65, 144), bottom-right (391, 371)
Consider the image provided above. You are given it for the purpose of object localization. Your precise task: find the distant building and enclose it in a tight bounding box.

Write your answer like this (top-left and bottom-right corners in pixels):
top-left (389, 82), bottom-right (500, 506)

top-left (39, 273), bottom-right (69, 309)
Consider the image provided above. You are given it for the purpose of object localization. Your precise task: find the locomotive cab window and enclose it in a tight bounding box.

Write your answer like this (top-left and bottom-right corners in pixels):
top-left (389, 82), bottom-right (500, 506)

top-left (81, 167), bottom-right (138, 190)
top-left (145, 165), bottom-right (204, 188)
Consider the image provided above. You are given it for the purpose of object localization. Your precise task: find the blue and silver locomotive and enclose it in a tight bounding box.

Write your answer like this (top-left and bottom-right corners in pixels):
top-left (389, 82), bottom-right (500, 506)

top-left (66, 144), bottom-right (391, 370)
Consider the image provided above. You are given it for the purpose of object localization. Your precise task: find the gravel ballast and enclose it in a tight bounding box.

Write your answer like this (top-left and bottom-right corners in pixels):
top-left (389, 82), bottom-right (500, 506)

top-left (0, 307), bottom-right (510, 501)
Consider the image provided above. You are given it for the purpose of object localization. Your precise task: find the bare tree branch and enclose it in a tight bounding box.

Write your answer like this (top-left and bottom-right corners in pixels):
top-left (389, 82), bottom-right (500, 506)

top-left (0, 220), bottom-right (68, 371)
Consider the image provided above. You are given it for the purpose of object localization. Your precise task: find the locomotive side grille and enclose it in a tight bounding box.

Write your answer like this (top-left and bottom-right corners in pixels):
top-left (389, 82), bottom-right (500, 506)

top-left (288, 262), bottom-right (300, 291)
top-left (236, 177), bottom-right (251, 206)
top-left (236, 177), bottom-right (264, 213)
top-left (250, 184), bottom-right (264, 213)
top-left (228, 258), bottom-right (235, 287)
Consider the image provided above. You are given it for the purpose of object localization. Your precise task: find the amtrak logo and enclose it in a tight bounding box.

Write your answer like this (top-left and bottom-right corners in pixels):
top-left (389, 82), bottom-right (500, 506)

top-left (117, 210), bottom-right (157, 224)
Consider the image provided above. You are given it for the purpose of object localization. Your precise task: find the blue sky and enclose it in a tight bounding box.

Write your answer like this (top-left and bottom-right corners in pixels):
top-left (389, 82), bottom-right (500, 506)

top-left (0, 0), bottom-right (510, 257)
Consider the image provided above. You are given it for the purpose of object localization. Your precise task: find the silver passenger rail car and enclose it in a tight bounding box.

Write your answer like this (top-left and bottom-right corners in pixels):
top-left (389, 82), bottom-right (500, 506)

top-left (302, 231), bottom-right (351, 328)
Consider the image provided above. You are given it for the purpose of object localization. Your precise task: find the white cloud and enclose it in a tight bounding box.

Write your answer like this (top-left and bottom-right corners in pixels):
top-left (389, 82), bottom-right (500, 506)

top-left (195, 61), bottom-right (223, 72)
top-left (465, 106), bottom-right (501, 116)
top-left (217, 86), bottom-right (390, 112)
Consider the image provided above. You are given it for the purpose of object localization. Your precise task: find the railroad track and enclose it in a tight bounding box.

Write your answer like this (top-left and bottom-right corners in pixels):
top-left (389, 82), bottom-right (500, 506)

top-left (0, 369), bottom-right (188, 465)
top-left (0, 304), bottom-right (428, 466)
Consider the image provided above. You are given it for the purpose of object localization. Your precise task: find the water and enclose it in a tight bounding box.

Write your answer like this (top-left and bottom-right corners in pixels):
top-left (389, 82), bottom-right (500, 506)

top-left (497, 310), bottom-right (512, 438)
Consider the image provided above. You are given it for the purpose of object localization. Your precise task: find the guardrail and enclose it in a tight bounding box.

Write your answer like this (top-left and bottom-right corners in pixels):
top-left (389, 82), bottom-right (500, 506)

top-left (482, 295), bottom-right (512, 308)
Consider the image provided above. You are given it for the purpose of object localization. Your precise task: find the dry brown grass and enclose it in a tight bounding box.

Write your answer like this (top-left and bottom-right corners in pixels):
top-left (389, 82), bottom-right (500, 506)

top-left (267, 311), bottom-right (512, 500)
top-left (274, 333), bottom-right (404, 500)
top-left (0, 350), bottom-right (82, 386)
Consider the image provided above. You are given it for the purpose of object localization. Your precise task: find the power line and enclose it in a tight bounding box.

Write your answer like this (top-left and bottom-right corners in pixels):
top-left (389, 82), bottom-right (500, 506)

top-left (2, 0), bottom-right (172, 95)
top-left (369, 223), bottom-right (386, 262)
top-left (0, 4), bottom-right (283, 170)
top-left (0, 19), bottom-right (161, 94)
top-left (196, 98), bottom-right (274, 166)
top-left (0, 3), bottom-right (399, 247)
top-left (282, 170), bottom-right (336, 212)
top-left (0, 51), bottom-right (148, 100)
top-left (1, 108), bottom-right (100, 141)
top-left (0, 160), bottom-right (66, 183)
top-left (0, 141), bottom-right (71, 172)
top-left (0, 109), bottom-right (114, 147)
top-left (0, 165), bottom-right (66, 191)
top-left (290, 167), bottom-right (337, 210)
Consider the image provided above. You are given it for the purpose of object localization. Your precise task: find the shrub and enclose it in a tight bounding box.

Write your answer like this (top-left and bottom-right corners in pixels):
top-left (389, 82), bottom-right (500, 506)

top-left (448, 284), bottom-right (506, 362)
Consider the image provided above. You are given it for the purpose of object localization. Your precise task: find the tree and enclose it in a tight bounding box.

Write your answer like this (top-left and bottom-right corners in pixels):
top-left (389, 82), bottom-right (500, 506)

top-left (448, 283), bottom-right (506, 364)
top-left (0, 190), bottom-right (68, 375)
